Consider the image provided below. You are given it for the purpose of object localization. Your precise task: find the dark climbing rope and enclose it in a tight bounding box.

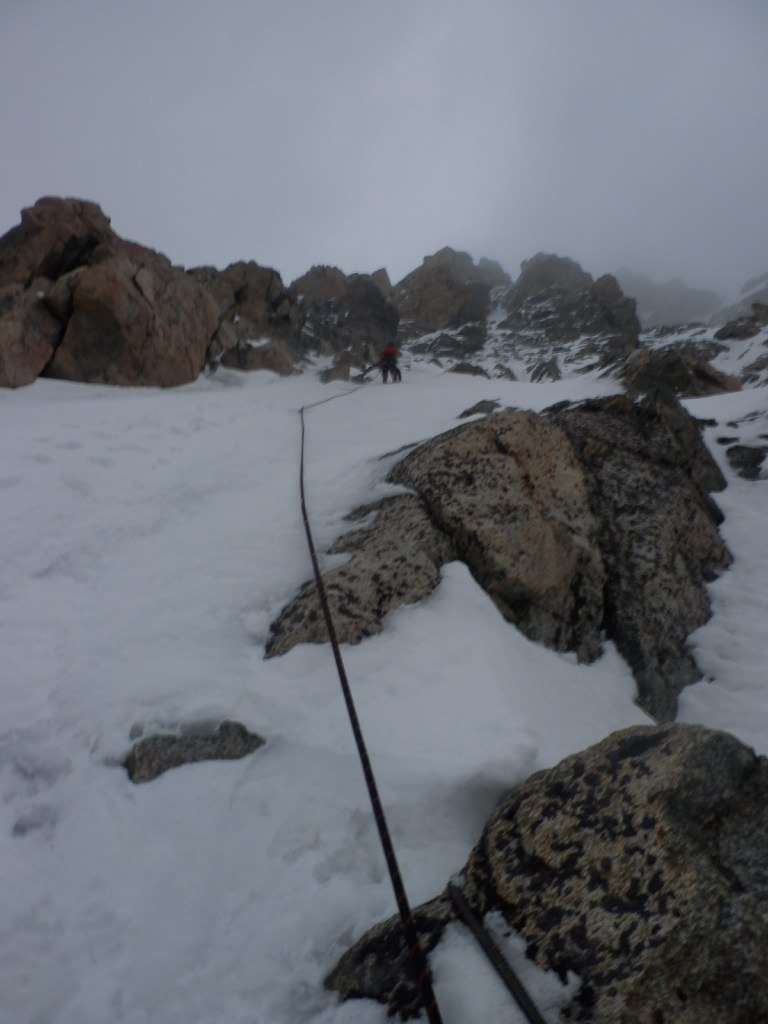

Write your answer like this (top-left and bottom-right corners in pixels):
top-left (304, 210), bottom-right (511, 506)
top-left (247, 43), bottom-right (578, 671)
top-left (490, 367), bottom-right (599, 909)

top-left (448, 882), bottom-right (548, 1024)
top-left (298, 403), bottom-right (444, 1024)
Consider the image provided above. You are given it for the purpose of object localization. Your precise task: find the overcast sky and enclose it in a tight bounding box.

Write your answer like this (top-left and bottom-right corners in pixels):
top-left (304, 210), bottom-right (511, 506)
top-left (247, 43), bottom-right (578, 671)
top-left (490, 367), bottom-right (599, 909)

top-left (2, 1), bottom-right (766, 296)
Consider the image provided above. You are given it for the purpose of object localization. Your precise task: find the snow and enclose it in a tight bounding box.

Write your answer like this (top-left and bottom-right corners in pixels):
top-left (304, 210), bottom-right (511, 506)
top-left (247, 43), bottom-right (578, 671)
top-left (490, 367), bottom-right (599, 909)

top-left (1, 362), bottom-right (766, 1024)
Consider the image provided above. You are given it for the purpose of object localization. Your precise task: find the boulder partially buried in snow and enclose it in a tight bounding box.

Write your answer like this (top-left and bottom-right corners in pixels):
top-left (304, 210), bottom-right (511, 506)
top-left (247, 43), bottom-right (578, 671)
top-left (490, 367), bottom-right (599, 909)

top-left (123, 720), bottom-right (265, 783)
top-left (388, 408), bottom-right (607, 663)
top-left (267, 395), bottom-right (729, 722)
top-left (266, 494), bottom-right (453, 657)
top-left (326, 723), bottom-right (768, 1024)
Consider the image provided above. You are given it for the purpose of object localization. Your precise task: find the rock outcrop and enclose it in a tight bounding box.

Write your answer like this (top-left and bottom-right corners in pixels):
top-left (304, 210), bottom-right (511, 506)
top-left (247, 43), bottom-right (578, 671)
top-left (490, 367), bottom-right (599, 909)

top-left (266, 495), bottom-right (453, 657)
top-left (550, 396), bottom-right (729, 720)
top-left (622, 346), bottom-right (740, 398)
top-left (289, 265), bottom-right (400, 377)
top-left (123, 720), bottom-right (264, 783)
top-left (400, 252), bottom-right (641, 382)
top-left (187, 260), bottom-right (294, 369)
top-left (327, 724), bottom-right (768, 1024)
top-left (267, 395), bottom-right (729, 721)
top-left (0, 197), bottom-right (220, 388)
top-left (498, 254), bottom-right (640, 349)
top-left (725, 443), bottom-right (768, 480)
top-left (391, 409), bottom-right (607, 663)
top-left (395, 247), bottom-right (510, 338)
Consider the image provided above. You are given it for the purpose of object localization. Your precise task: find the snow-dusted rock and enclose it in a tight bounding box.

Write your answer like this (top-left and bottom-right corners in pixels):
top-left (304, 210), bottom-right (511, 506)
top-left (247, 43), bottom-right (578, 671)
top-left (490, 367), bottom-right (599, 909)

top-left (725, 443), bottom-right (768, 480)
top-left (123, 720), bottom-right (264, 783)
top-left (498, 254), bottom-right (640, 346)
top-left (188, 261), bottom-right (291, 338)
top-left (399, 252), bottom-right (641, 381)
top-left (395, 247), bottom-right (507, 337)
top-left (622, 346), bottom-right (741, 398)
top-left (327, 723), bottom-right (768, 1024)
top-left (392, 394), bottom-right (729, 720)
top-left (289, 265), bottom-right (400, 371)
top-left (551, 394), bottom-right (730, 720)
top-left (265, 494), bottom-right (453, 657)
top-left (268, 394), bottom-right (729, 722)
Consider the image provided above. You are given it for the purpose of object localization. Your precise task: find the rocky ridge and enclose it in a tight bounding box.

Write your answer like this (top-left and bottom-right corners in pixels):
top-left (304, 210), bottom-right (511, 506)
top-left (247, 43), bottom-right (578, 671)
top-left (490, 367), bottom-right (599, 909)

top-left (2, 198), bottom-right (762, 393)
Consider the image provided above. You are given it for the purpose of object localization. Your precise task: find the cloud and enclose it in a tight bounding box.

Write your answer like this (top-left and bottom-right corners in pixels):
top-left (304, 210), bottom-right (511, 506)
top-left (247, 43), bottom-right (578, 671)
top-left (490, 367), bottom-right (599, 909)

top-left (1, 0), bottom-right (765, 295)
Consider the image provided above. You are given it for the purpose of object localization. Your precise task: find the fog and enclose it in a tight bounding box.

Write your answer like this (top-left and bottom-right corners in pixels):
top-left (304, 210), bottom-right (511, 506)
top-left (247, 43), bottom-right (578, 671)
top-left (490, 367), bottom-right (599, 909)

top-left (2, 0), bottom-right (766, 296)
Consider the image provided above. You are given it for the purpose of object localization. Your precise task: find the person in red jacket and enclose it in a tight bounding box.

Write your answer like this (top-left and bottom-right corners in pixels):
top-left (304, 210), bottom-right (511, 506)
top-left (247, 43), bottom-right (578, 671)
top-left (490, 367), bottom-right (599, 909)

top-left (380, 343), bottom-right (401, 383)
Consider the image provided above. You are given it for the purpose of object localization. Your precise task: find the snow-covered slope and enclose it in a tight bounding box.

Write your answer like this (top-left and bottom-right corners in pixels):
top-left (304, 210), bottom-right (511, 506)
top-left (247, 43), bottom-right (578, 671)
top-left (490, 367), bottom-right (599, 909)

top-left (2, 362), bottom-right (767, 1023)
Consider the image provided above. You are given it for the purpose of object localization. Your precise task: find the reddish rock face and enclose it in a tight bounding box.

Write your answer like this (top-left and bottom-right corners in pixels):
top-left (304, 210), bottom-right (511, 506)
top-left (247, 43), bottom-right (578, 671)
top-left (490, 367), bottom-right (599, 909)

top-left (0, 197), bottom-right (219, 388)
top-left (44, 251), bottom-right (218, 387)
top-left (0, 280), bottom-right (62, 387)
top-left (394, 246), bottom-right (506, 335)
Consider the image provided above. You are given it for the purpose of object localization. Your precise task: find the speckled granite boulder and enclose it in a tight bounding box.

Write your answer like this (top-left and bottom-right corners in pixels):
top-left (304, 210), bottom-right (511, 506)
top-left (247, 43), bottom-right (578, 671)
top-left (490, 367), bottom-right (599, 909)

top-left (327, 723), bottom-right (768, 1024)
top-left (389, 409), bottom-right (607, 662)
top-left (267, 395), bottom-right (728, 721)
top-left (266, 494), bottom-right (453, 656)
top-left (124, 720), bottom-right (264, 783)
top-left (550, 395), bottom-right (730, 720)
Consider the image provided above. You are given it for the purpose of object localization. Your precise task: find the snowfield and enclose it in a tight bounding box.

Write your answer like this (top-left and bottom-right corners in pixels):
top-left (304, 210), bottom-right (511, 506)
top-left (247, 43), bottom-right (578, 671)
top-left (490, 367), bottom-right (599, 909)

top-left (1, 362), bottom-right (766, 1023)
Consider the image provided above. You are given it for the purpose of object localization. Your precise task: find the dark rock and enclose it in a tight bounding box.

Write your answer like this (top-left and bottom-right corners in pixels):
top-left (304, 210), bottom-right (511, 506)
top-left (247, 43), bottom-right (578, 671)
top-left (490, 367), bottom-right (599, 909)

top-left (726, 444), bottom-right (768, 480)
top-left (220, 337), bottom-right (296, 375)
top-left (715, 317), bottom-right (761, 341)
top-left (0, 196), bottom-right (113, 290)
top-left (458, 399), bottom-right (500, 418)
top-left (289, 265), bottom-right (399, 369)
top-left (266, 495), bottom-right (453, 657)
top-left (328, 723), bottom-right (768, 1024)
top-left (0, 279), bottom-right (63, 387)
top-left (472, 255), bottom-right (642, 384)
top-left (187, 260), bottom-right (293, 365)
top-left (124, 720), bottom-right (265, 783)
top-left (551, 395), bottom-right (730, 720)
top-left (448, 361), bottom-right (489, 377)
top-left (530, 358), bottom-right (561, 382)
top-left (742, 351), bottom-right (768, 387)
top-left (407, 325), bottom-right (486, 362)
top-left (513, 253), bottom-right (593, 299)
top-left (622, 347), bottom-right (741, 398)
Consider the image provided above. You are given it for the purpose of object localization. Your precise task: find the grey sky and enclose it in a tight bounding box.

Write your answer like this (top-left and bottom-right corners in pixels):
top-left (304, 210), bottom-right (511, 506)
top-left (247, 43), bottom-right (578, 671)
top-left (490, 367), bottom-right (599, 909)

top-left (2, 0), bottom-right (766, 296)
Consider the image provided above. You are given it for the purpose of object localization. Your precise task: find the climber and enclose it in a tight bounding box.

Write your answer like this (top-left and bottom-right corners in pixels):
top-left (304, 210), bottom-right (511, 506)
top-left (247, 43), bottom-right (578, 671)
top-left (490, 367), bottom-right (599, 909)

top-left (380, 342), bottom-right (401, 383)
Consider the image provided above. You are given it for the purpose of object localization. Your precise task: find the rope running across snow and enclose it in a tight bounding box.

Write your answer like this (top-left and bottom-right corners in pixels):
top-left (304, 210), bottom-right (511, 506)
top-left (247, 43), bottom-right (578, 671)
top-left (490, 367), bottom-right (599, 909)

top-left (448, 882), bottom-right (549, 1024)
top-left (298, 391), bottom-right (547, 1024)
top-left (298, 400), bottom-right (444, 1024)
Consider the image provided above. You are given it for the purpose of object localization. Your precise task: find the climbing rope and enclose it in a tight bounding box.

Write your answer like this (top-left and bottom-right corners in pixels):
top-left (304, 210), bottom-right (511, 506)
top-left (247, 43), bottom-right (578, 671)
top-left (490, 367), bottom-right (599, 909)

top-left (298, 401), bottom-right (444, 1024)
top-left (298, 389), bottom-right (547, 1024)
top-left (448, 882), bottom-right (548, 1024)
